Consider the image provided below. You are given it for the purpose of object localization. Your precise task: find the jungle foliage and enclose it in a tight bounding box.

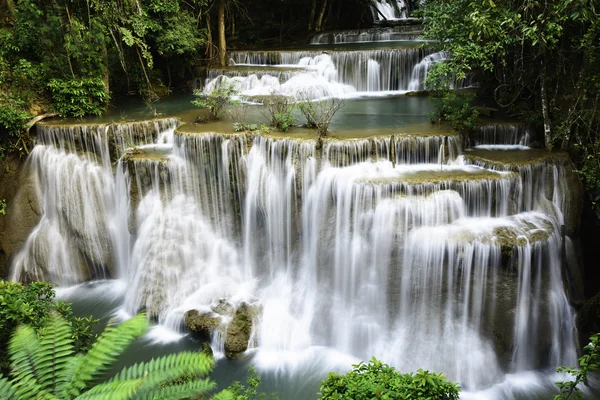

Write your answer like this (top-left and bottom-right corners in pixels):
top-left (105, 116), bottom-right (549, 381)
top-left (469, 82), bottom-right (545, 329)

top-left (0, 313), bottom-right (236, 399)
top-left (319, 357), bottom-right (460, 400)
top-left (419, 0), bottom-right (600, 218)
top-left (0, 281), bottom-right (96, 374)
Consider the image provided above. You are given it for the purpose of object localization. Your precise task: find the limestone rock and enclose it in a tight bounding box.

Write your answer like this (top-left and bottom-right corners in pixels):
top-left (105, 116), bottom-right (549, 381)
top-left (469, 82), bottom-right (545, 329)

top-left (224, 303), bottom-right (253, 359)
top-left (184, 309), bottom-right (221, 337)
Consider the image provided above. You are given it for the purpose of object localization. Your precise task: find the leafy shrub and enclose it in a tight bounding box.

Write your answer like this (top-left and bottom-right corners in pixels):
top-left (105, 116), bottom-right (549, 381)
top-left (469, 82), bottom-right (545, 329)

top-left (319, 357), bottom-right (460, 400)
top-left (554, 333), bottom-right (600, 399)
top-left (0, 200), bottom-right (5, 215)
top-left (0, 313), bottom-right (234, 399)
top-left (192, 80), bottom-right (240, 121)
top-left (0, 101), bottom-right (31, 136)
top-left (263, 94), bottom-right (296, 132)
top-left (297, 94), bottom-right (345, 137)
top-left (0, 281), bottom-right (96, 373)
top-left (233, 122), bottom-right (259, 132)
top-left (226, 366), bottom-right (278, 399)
top-left (429, 91), bottom-right (479, 135)
top-left (47, 77), bottom-right (109, 117)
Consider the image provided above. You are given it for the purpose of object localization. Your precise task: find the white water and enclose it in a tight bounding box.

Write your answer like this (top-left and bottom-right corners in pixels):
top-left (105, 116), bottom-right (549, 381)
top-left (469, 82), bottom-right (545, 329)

top-left (205, 47), bottom-right (434, 97)
top-left (11, 116), bottom-right (580, 396)
top-left (372, 0), bottom-right (407, 21)
top-left (311, 27), bottom-right (424, 45)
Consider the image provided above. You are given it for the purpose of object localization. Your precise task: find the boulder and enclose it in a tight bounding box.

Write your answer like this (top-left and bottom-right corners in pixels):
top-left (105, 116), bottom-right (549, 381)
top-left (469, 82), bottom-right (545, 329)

top-left (184, 309), bottom-right (221, 338)
top-left (224, 303), bottom-right (254, 359)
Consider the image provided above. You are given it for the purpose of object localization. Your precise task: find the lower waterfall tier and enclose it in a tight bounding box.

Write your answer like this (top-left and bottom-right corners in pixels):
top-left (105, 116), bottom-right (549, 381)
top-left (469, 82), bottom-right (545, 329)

top-left (6, 123), bottom-right (580, 393)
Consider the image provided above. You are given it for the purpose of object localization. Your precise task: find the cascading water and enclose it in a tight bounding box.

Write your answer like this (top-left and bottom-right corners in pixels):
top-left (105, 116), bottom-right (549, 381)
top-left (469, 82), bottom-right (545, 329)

top-left (8, 14), bottom-right (584, 400)
top-left (205, 47), bottom-right (434, 97)
top-left (311, 27), bottom-right (425, 45)
top-left (371, 0), bottom-right (407, 21)
top-left (473, 124), bottom-right (532, 146)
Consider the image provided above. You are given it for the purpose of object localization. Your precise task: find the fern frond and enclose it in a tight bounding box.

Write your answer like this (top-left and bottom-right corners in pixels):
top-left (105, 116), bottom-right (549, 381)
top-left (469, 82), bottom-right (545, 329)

top-left (55, 354), bottom-right (83, 398)
top-left (76, 379), bottom-right (144, 400)
top-left (8, 324), bottom-right (45, 399)
top-left (36, 316), bottom-right (75, 394)
top-left (67, 314), bottom-right (148, 397)
top-left (0, 376), bottom-right (17, 399)
top-left (109, 352), bottom-right (214, 383)
top-left (137, 378), bottom-right (216, 400)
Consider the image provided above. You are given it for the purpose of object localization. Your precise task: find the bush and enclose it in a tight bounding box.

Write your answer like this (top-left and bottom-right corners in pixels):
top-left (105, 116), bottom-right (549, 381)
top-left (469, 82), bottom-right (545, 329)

top-left (429, 91), bottom-right (479, 135)
top-left (297, 95), bottom-right (345, 137)
top-left (0, 281), bottom-right (96, 373)
top-left (233, 122), bottom-right (258, 132)
top-left (47, 77), bottom-right (109, 117)
top-left (192, 80), bottom-right (240, 121)
top-left (319, 357), bottom-right (460, 400)
top-left (225, 366), bottom-right (278, 399)
top-left (0, 102), bottom-right (31, 136)
top-left (263, 94), bottom-right (295, 132)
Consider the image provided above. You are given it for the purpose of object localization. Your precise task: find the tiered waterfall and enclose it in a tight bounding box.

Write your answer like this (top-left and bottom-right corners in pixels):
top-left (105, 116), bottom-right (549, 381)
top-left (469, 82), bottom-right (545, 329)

top-left (8, 18), bottom-right (583, 400)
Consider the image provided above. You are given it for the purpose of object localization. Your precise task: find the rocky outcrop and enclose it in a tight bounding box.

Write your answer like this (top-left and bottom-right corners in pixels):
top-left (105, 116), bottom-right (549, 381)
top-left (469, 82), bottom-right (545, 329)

top-left (224, 302), bottom-right (254, 359)
top-left (184, 299), bottom-right (257, 360)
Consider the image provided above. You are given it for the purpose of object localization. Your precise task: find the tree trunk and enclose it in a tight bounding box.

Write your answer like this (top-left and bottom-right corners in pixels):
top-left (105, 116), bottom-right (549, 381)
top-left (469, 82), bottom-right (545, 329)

top-left (101, 41), bottom-right (109, 95)
top-left (206, 14), bottom-right (213, 61)
top-left (315, 0), bottom-right (329, 32)
top-left (540, 58), bottom-right (552, 150)
top-left (218, 0), bottom-right (227, 67)
top-left (308, 0), bottom-right (317, 32)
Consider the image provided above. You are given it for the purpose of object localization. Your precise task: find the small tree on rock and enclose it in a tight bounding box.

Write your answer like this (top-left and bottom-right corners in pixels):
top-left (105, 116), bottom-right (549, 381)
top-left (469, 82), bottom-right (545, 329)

top-left (297, 93), bottom-right (345, 137)
top-left (192, 79), bottom-right (240, 121)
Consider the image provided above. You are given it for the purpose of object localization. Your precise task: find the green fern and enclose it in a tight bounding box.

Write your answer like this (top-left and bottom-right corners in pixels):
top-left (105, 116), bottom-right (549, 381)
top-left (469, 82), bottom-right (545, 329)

top-left (0, 313), bottom-right (223, 400)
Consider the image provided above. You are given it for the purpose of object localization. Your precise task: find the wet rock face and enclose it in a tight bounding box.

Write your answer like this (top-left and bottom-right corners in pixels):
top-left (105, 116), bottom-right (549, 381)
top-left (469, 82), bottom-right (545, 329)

top-left (0, 156), bottom-right (41, 277)
top-left (224, 303), bottom-right (254, 359)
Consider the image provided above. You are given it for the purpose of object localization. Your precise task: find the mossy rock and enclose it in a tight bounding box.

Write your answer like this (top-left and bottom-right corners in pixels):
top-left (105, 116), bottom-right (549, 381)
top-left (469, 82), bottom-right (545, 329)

top-left (224, 303), bottom-right (253, 359)
top-left (184, 309), bottom-right (221, 337)
top-left (201, 342), bottom-right (214, 359)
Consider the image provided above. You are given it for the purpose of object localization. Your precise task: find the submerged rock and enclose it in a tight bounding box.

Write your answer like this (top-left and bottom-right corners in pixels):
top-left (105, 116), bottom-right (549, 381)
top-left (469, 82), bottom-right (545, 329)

top-left (224, 303), bottom-right (254, 359)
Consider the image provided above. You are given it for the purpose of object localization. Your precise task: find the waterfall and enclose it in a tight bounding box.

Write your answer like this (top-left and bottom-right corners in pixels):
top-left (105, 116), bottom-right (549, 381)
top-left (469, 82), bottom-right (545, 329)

top-left (209, 47), bottom-right (432, 97)
top-left (371, 0), bottom-right (407, 21)
top-left (474, 124), bottom-right (532, 146)
top-left (310, 26), bottom-right (424, 45)
top-left (8, 19), bottom-right (580, 395)
top-left (10, 118), bottom-right (579, 392)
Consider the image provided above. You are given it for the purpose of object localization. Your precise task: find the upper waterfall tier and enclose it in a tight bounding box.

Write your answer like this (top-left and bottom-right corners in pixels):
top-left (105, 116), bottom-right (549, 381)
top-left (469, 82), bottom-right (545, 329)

top-left (206, 46), bottom-right (436, 96)
top-left (311, 26), bottom-right (425, 45)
